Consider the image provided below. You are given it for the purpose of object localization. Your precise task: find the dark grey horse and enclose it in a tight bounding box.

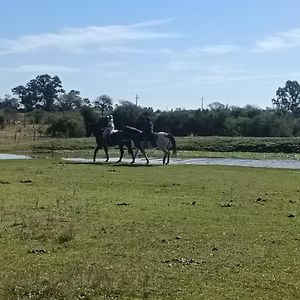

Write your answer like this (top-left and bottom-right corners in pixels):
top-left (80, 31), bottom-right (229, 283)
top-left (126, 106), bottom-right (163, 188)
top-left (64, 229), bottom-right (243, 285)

top-left (122, 126), bottom-right (177, 165)
top-left (86, 122), bottom-right (134, 163)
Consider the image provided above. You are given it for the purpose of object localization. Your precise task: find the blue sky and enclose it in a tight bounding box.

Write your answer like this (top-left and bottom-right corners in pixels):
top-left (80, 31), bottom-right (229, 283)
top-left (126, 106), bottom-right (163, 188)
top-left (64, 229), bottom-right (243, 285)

top-left (1, 0), bottom-right (300, 110)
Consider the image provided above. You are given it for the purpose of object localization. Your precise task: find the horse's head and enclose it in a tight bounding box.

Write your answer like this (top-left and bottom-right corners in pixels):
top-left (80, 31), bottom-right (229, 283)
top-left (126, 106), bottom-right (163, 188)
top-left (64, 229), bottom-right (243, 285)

top-left (86, 121), bottom-right (106, 137)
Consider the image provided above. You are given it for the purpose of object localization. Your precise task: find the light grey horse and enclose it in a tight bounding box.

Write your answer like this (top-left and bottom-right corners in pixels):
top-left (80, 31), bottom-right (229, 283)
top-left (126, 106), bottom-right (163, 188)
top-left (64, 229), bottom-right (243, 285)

top-left (122, 126), bottom-right (177, 165)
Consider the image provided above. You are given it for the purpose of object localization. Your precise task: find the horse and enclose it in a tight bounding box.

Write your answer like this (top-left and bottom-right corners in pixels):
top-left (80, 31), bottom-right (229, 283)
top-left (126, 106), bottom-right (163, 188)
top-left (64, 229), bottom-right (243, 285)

top-left (86, 122), bottom-right (134, 163)
top-left (122, 126), bottom-right (177, 165)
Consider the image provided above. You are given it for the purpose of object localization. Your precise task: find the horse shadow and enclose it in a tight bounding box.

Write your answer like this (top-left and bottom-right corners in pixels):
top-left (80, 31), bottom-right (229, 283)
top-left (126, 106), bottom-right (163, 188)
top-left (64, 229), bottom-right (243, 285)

top-left (64, 159), bottom-right (158, 167)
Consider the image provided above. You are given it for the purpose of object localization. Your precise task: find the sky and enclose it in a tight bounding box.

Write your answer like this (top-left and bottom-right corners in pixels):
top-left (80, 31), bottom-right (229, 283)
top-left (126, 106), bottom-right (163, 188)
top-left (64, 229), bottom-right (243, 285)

top-left (1, 0), bottom-right (300, 110)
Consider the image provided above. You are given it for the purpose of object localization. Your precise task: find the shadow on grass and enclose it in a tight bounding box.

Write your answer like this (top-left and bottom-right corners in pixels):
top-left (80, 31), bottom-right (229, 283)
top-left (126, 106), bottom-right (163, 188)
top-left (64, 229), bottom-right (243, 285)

top-left (64, 161), bottom-right (158, 167)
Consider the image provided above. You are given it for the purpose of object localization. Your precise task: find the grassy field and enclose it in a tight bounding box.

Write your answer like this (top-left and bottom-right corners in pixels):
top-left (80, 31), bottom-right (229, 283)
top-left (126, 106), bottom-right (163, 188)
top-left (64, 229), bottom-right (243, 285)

top-left (0, 159), bottom-right (299, 299)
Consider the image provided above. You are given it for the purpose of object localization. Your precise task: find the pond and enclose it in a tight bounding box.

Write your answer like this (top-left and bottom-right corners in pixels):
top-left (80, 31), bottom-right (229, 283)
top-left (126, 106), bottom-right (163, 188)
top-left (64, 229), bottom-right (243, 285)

top-left (0, 153), bottom-right (30, 160)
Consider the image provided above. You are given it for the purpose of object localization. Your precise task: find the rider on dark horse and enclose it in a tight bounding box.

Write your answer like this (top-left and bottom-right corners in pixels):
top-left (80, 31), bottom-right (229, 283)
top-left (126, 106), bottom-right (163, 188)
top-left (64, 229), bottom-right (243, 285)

top-left (142, 116), bottom-right (156, 147)
top-left (103, 115), bottom-right (115, 145)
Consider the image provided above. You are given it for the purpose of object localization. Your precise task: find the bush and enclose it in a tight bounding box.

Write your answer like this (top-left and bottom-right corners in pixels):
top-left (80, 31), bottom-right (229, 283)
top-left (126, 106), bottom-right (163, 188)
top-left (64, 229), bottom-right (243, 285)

top-left (46, 113), bottom-right (85, 138)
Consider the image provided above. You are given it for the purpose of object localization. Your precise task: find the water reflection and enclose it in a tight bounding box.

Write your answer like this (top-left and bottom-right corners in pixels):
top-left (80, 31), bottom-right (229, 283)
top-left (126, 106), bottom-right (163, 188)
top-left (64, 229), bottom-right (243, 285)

top-left (0, 154), bottom-right (30, 160)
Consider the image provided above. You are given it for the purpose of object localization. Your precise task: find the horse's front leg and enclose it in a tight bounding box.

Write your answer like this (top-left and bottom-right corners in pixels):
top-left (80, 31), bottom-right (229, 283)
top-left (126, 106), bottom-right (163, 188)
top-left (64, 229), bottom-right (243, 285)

top-left (104, 144), bottom-right (109, 162)
top-left (93, 146), bottom-right (101, 162)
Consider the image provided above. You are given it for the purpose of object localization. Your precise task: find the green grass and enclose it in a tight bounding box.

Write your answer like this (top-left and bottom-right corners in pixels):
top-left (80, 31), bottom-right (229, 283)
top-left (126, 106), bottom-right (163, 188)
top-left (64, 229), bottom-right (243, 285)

top-left (0, 159), bottom-right (299, 299)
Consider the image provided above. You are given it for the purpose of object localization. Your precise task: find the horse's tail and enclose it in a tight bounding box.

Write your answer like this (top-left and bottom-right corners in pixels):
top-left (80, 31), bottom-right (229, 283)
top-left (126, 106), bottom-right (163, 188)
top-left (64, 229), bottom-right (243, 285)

top-left (168, 133), bottom-right (177, 156)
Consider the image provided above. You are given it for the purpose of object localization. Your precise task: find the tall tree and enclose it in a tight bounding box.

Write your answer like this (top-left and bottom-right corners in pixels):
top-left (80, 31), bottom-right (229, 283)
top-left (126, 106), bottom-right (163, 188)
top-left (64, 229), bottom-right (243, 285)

top-left (35, 74), bottom-right (65, 111)
top-left (272, 80), bottom-right (300, 115)
top-left (58, 90), bottom-right (83, 111)
top-left (12, 74), bottom-right (65, 112)
top-left (94, 95), bottom-right (113, 115)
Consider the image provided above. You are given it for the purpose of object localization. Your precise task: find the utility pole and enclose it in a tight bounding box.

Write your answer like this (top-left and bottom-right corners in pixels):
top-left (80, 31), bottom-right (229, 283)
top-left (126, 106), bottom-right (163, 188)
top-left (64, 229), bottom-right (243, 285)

top-left (201, 96), bottom-right (204, 110)
top-left (135, 94), bottom-right (139, 106)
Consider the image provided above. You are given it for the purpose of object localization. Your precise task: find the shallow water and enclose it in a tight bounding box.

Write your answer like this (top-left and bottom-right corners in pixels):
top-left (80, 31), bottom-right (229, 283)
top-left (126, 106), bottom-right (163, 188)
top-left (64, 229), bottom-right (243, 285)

top-left (0, 153), bottom-right (30, 160)
top-left (1, 152), bottom-right (300, 169)
top-left (63, 157), bottom-right (300, 169)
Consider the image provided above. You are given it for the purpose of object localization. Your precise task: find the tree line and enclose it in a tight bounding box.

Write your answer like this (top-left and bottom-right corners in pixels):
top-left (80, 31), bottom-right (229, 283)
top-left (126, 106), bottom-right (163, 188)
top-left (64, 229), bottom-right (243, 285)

top-left (1, 74), bottom-right (300, 138)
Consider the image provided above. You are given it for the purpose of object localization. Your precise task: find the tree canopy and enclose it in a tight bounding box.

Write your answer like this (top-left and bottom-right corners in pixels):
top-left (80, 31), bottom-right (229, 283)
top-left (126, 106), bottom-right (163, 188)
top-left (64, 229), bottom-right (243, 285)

top-left (12, 74), bottom-right (65, 112)
top-left (94, 95), bottom-right (113, 115)
top-left (272, 80), bottom-right (300, 115)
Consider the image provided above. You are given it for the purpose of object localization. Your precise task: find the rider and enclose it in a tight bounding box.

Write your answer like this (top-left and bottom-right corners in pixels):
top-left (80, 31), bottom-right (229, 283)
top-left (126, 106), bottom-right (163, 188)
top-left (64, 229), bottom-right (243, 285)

top-left (103, 115), bottom-right (115, 144)
top-left (142, 116), bottom-right (155, 147)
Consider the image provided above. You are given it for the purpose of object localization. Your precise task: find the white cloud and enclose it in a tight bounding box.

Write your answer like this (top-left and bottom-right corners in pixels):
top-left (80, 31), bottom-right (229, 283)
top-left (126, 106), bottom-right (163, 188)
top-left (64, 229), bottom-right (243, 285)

top-left (0, 19), bottom-right (178, 55)
top-left (95, 46), bottom-right (172, 55)
top-left (131, 18), bottom-right (176, 28)
top-left (253, 28), bottom-right (300, 52)
top-left (2, 64), bottom-right (80, 73)
top-left (198, 44), bottom-right (241, 54)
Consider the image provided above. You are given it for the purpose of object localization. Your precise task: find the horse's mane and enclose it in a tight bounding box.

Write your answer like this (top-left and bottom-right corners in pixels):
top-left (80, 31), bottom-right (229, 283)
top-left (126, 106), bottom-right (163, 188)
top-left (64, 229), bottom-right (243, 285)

top-left (86, 121), bottom-right (105, 137)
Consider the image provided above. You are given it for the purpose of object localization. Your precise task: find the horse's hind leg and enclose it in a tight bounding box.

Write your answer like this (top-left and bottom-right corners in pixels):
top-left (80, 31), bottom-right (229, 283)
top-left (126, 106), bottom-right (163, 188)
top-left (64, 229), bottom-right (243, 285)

top-left (116, 145), bottom-right (124, 163)
top-left (166, 150), bottom-right (170, 165)
top-left (163, 150), bottom-right (169, 165)
top-left (140, 148), bottom-right (149, 165)
top-left (127, 142), bottom-right (135, 164)
top-left (130, 149), bottom-right (139, 164)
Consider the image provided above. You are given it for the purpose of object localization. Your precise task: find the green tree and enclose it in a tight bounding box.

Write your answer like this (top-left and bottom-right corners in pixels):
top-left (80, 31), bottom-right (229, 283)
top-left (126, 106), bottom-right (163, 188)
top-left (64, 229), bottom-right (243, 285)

top-left (0, 94), bottom-right (19, 109)
top-left (11, 84), bottom-right (39, 112)
top-left (46, 113), bottom-right (85, 138)
top-left (35, 74), bottom-right (65, 111)
top-left (59, 90), bottom-right (83, 111)
top-left (113, 100), bottom-right (143, 128)
top-left (12, 74), bottom-right (65, 112)
top-left (272, 80), bottom-right (300, 115)
top-left (94, 95), bottom-right (113, 115)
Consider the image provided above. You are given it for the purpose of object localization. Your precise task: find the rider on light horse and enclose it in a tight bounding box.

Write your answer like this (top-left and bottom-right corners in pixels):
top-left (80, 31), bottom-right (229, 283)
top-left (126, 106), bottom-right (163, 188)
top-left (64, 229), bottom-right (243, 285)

top-left (142, 116), bottom-right (156, 147)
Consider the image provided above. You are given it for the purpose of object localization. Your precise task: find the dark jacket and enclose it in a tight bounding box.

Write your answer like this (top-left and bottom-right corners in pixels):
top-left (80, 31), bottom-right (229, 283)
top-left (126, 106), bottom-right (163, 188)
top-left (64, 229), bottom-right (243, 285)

top-left (144, 120), bottom-right (154, 136)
